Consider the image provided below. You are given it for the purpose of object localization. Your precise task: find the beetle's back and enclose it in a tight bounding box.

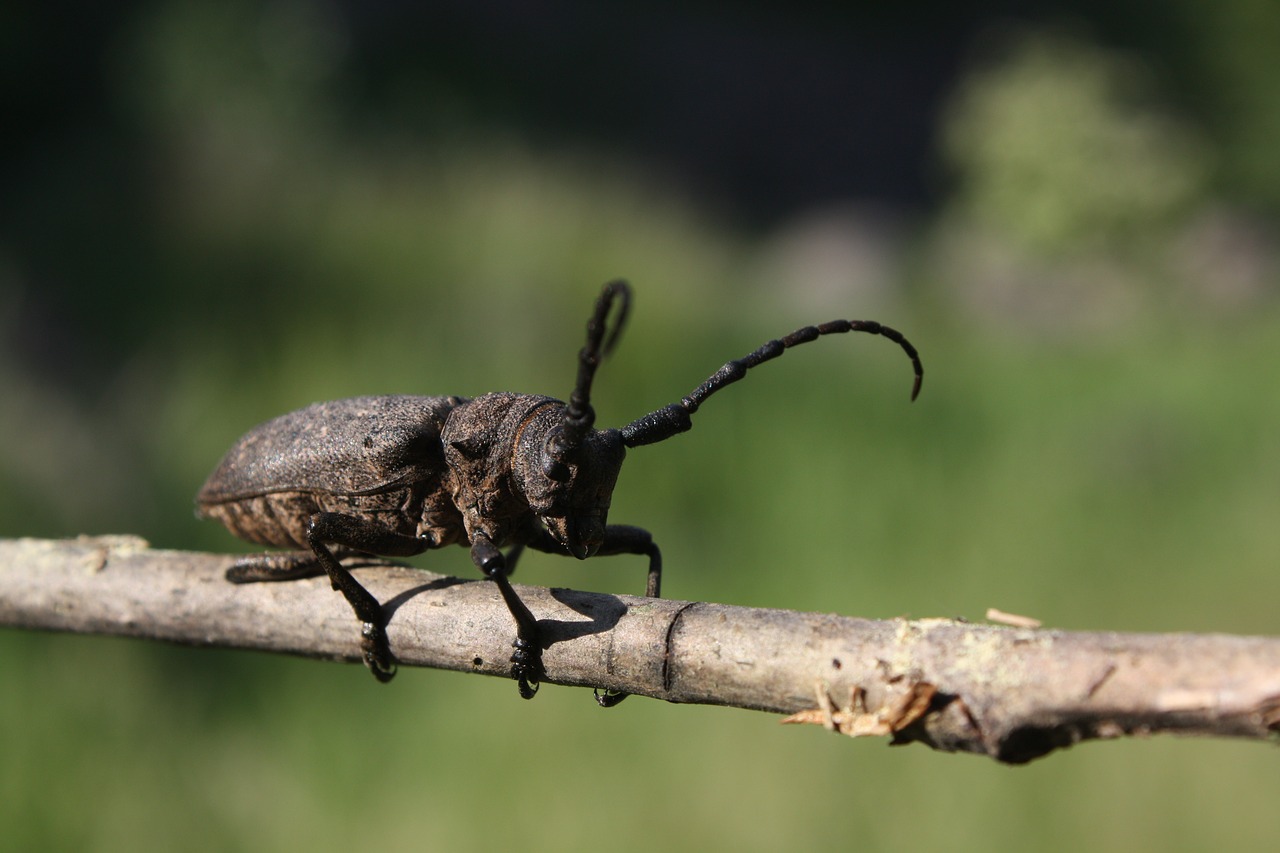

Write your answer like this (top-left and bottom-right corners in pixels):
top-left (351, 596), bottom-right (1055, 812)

top-left (197, 395), bottom-right (466, 547)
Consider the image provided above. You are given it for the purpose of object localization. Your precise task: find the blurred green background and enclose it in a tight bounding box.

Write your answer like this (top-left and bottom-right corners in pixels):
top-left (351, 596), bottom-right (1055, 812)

top-left (3, 2), bottom-right (1278, 850)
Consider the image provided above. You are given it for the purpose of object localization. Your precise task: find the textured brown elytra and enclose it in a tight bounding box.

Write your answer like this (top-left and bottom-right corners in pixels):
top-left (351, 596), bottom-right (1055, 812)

top-left (197, 280), bottom-right (923, 703)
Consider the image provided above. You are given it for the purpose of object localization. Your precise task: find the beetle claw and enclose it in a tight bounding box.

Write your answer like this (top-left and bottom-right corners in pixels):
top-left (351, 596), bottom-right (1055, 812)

top-left (511, 637), bottom-right (542, 699)
top-left (361, 621), bottom-right (397, 683)
top-left (594, 687), bottom-right (628, 708)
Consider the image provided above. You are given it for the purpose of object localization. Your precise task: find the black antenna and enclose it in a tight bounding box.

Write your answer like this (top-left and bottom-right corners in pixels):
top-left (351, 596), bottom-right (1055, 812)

top-left (546, 280), bottom-right (632, 467)
top-left (621, 318), bottom-right (923, 448)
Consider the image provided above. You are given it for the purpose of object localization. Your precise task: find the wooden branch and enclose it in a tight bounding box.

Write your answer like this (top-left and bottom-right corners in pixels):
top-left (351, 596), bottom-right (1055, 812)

top-left (3, 536), bottom-right (1279, 764)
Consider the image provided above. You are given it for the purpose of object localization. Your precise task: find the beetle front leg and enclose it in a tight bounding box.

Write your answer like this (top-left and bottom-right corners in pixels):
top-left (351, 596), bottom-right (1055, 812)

top-left (306, 512), bottom-right (429, 683)
top-left (595, 524), bottom-right (663, 599)
top-left (592, 524), bottom-right (662, 707)
top-left (470, 534), bottom-right (543, 699)
top-left (526, 523), bottom-right (663, 707)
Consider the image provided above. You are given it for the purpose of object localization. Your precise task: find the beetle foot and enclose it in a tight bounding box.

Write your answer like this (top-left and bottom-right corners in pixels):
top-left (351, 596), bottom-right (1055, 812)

top-left (511, 637), bottom-right (542, 699)
top-left (594, 687), bottom-right (629, 708)
top-left (361, 621), bottom-right (397, 683)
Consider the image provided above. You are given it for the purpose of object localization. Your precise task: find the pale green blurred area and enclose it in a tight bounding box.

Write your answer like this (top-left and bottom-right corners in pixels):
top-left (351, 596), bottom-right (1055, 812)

top-left (3, 3), bottom-right (1279, 851)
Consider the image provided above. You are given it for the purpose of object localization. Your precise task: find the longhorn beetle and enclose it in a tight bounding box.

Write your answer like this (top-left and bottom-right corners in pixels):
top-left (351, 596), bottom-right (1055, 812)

top-left (197, 280), bottom-right (923, 705)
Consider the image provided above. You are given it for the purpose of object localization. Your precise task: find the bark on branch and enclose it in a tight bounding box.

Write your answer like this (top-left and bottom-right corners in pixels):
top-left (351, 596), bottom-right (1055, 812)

top-left (3, 535), bottom-right (1279, 764)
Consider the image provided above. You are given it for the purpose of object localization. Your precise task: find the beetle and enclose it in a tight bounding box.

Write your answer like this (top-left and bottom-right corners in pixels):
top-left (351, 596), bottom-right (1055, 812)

top-left (197, 280), bottom-right (922, 704)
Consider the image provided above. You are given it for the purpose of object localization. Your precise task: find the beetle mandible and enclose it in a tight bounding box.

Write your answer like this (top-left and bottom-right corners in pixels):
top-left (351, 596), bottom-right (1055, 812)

top-left (197, 280), bottom-right (923, 705)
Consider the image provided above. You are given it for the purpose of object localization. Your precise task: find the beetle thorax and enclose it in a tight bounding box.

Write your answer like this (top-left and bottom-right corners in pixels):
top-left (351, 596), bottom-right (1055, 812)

top-left (438, 393), bottom-right (553, 547)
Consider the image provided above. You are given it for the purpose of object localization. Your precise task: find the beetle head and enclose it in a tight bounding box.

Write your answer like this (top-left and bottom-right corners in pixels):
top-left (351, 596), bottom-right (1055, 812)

top-left (515, 409), bottom-right (626, 559)
top-left (515, 280), bottom-right (630, 557)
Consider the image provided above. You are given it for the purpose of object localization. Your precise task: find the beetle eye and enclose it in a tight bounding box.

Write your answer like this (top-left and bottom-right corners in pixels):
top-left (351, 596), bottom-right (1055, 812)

top-left (542, 458), bottom-right (570, 482)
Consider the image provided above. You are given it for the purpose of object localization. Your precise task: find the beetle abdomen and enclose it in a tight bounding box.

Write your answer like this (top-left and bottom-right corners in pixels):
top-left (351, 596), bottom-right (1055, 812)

top-left (199, 486), bottom-right (432, 550)
top-left (199, 491), bottom-right (324, 549)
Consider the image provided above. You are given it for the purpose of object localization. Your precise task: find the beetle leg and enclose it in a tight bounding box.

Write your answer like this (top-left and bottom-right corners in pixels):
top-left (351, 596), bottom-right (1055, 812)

top-left (594, 524), bottom-right (663, 599)
top-left (225, 548), bottom-right (357, 582)
top-left (594, 524), bottom-right (663, 707)
top-left (305, 512), bottom-right (429, 683)
top-left (526, 523), bottom-right (663, 707)
top-left (471, 534), bottom-right (542, 699)
top-left (526, 523), bottom-right (662, 600)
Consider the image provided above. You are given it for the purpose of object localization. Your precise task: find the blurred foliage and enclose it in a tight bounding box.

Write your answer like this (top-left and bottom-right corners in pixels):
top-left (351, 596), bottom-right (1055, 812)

top-left (1174, 0), bottom-right (1280, 209)
top-left (2, 2), bottom-right (1280, 852)
top-left (940, 31), bottom-right (1209, 259)
top-left (931, 28), bottom-right (1275, 334)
